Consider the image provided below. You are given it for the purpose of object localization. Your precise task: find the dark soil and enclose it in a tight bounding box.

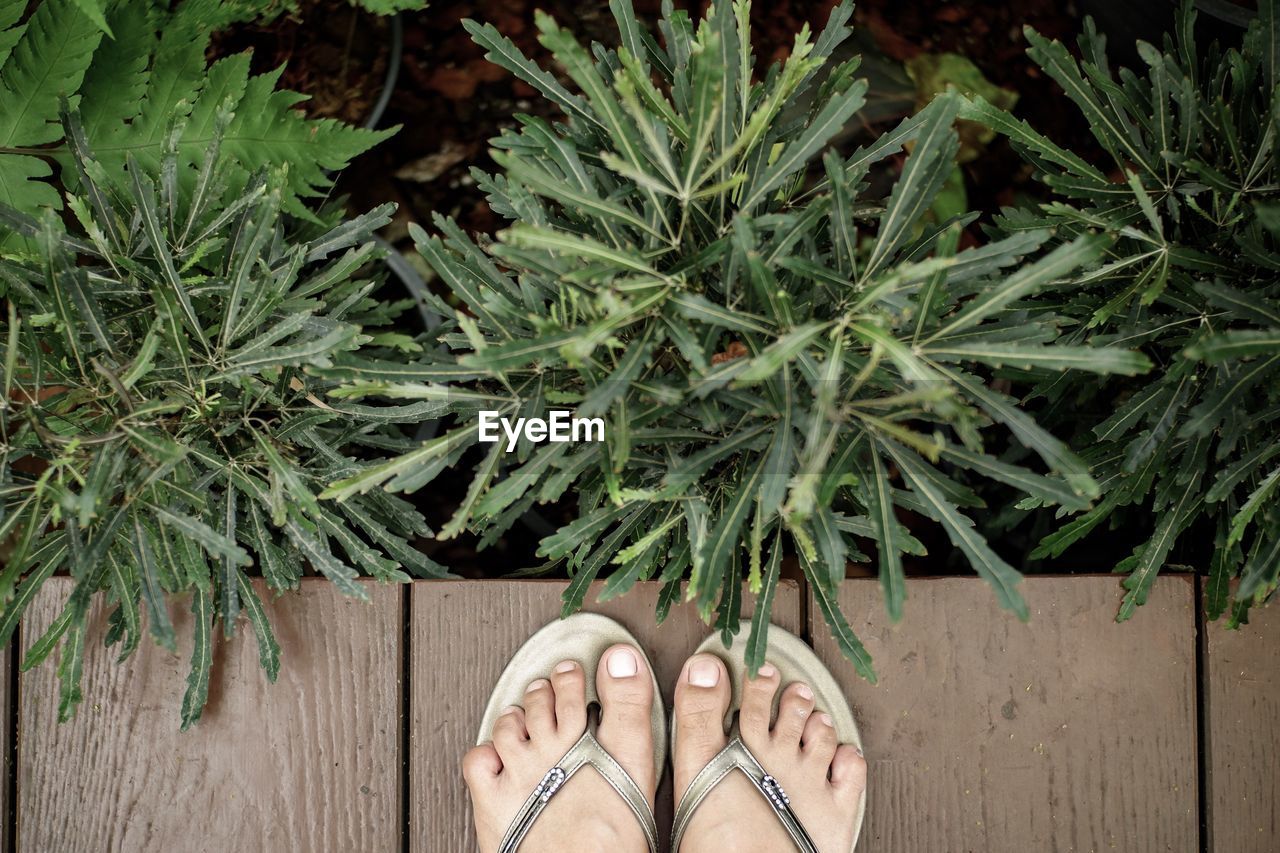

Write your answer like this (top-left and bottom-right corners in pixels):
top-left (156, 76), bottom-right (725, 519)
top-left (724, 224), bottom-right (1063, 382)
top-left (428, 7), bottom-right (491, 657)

top-left (210, 0), bottom-right (393, 126)
top-left (338, 1), bottom-right (867, 240)
top-left (327, 0), bottom-right (1115, 240)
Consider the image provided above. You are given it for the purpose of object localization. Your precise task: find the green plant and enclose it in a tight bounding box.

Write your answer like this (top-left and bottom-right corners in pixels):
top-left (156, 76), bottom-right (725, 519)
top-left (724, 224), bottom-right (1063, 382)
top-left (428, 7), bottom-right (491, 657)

top-left (326, 0), bottom-right (1151, 675)
top-left (0, 113), bottom-right (446, 728)
top-left (0, 0), bottom-right (393, 251)
top-left (964, 1), bottom-right (1280, 622)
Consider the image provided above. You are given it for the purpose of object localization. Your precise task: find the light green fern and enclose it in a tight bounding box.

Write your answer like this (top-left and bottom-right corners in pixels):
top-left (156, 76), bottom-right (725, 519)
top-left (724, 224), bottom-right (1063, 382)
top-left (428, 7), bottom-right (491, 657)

top-left (0, 0), bottom-right (395, 251)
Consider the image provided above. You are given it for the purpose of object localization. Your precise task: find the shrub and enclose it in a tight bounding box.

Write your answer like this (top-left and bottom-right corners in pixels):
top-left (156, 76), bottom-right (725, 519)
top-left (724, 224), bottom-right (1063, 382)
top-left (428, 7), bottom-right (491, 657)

top-left (327, 0), bottom-right (1151, 675)
top-left (964, 1), bottom-right (1280, 621)
top-left (0, 0), bottom-right (393, 252)
top-left (0, 114), bottom-right (445, 728)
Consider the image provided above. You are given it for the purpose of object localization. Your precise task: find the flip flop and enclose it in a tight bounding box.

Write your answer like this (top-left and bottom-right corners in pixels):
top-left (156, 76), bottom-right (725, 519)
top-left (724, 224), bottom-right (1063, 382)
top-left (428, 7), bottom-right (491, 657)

top-left (670, 620), bottom-right (866, 853)
top-left (476, 613), bottom-right (667, 853)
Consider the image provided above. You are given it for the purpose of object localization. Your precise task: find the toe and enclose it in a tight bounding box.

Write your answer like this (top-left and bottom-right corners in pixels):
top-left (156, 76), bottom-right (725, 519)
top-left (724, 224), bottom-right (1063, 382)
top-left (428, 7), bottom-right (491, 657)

top-left (522, 678), bottom-right (556, 737)
top-left (596, 645), bottom-right (653, 728)
top-left (739, 662), bottom-right (780, 751)
top-left (772, 682), bottom-right (815, 745)
top-left (801, 712), bottom-right (838, 766)
top-left (492, 706), bottom-right (529, 755)
top-left (595, 645), bottom-right (656, 788)
top-left (830, 744), bottom-right (868, 796)
top-left (462, 743), bottom-right (503, 788)
top-left (550, 660), bottom-right (587, 736)
top-left (673, 653), bottom-right (731, 790)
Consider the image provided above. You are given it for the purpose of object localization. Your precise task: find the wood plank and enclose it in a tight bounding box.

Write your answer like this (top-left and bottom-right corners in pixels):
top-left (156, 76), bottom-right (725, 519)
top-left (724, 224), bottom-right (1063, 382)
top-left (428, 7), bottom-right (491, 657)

top-left (1, 644), bottom-right (9, 853)
top-left (810, 576), bottom-right (1198, 853)
top-left (410, 579), bottom-right (802, 852)
top-left (1205, 584), bottom-right (1280, 853)
top-left (18, 578), bottom-right (402, 853)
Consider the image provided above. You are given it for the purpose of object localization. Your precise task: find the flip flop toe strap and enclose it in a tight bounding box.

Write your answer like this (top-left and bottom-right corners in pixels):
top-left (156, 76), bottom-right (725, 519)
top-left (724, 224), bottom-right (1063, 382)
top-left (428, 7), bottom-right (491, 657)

top-left (497, 730), bottom-right (659, 853)
top-left (670, 738), bottom-right (820, 853)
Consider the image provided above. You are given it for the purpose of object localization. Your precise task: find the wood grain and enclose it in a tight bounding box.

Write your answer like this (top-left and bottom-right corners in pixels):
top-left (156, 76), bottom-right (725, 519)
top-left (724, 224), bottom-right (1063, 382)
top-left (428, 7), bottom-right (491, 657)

top-left (17, 578), bottom-right (402, 853)
top-left (410, 579), bottom-right (802, 852)
top-left (810, 576), bottom-right (1198, 853)
top-left (1204, 583), bottom-right (1280, 853)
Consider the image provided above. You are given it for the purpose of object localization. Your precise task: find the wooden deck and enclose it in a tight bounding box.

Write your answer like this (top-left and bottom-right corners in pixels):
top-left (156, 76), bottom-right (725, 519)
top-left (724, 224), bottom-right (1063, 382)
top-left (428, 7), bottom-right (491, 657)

top-left (3, 575), bottom-right (1277, 852)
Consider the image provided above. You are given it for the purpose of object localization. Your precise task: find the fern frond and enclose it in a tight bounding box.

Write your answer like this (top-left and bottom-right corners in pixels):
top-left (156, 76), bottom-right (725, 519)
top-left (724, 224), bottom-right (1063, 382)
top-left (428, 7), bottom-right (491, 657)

top-left (77, 0), bottom-right (155, 139)
top-left (0, 0), bottom-right (28, 69)
top-left (0, 0), bottom-right (395, 246)
top-left (0, 0), bottom-right (101, 226)
top-left (68, 0), bottom-right (111, 35)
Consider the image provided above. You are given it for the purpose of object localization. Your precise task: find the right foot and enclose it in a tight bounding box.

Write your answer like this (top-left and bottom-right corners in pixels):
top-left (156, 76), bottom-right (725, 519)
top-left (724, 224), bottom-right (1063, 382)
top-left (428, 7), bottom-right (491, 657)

top-left (672, 653), bottom-right (868, 853)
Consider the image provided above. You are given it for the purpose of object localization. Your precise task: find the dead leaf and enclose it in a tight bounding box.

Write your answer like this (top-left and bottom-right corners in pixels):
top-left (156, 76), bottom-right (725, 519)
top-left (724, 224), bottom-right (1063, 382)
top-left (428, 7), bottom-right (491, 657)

top-left (394, 140), bottom-right (469, 183)
top-left (711, 341), bottom-right (749, 365)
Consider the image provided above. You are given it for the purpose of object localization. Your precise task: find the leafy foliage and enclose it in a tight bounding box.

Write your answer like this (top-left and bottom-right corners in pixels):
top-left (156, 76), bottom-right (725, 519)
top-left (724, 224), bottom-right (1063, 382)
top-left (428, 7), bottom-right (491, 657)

top-left (967, 1), bottom-right (1280, 621)
top-left (326, 0), bottom-right (1150, 675)
top-left (0, 114), bottom-right (446, 728)
top-left (50, 0), bottom-right (427, 45)
top-left (0, 0), bottom-right (394, 251)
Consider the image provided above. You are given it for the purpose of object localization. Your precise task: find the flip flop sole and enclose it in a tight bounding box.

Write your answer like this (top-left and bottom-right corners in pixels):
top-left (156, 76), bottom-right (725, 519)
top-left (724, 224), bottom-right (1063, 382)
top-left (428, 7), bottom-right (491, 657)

top-left (476, 612), bottom-right (667, 777)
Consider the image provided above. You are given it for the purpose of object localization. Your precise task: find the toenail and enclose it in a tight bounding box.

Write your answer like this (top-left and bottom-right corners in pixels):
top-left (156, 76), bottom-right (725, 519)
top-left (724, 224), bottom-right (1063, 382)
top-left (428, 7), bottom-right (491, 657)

top-left (526, 679), bottom-right (549, 692)
top-left (607, 647), bottom-right (638, 678)
top-left (796, 684), bottom-right (814, 701)
top-left (500, 705), bottom-right (521, 715)
top-left (819, 713), bottom-right (834, 727)
top-left (555, 660), bottom-right (577, 673)
top-left (688, 658), bottom-right (720, 687)
top-left (855, 746), bottom-right (864, 757)
top-left (757, 663), bottom-right (777, 678)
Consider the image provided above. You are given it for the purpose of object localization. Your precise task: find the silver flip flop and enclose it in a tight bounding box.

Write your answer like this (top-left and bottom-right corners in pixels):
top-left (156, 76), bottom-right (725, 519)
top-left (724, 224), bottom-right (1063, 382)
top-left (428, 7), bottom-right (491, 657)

top-left (476, 613), bottom-right (667, 853)
top-left (670, 620), bottom-right (866, 853)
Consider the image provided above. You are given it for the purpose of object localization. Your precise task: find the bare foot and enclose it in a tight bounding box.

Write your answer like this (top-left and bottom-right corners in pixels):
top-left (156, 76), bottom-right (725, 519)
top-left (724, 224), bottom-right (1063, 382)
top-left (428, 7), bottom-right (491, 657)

top-left (463, 645), bottom-right (657, 853)
top-left (673, 653), bottom-right (867, 853)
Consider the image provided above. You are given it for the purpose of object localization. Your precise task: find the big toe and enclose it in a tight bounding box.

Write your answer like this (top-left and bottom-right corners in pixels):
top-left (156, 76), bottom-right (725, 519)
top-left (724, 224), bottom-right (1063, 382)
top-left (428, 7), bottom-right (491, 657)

top-left (673, 653), bottom-right (731, 794)
top-left (594, 645), bottom-right (656, 792)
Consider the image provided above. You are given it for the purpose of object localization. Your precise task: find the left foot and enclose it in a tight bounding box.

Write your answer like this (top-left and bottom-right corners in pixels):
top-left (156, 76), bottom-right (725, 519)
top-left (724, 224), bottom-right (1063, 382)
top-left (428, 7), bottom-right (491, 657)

top-left (463, 645), bottom-right (657, 853)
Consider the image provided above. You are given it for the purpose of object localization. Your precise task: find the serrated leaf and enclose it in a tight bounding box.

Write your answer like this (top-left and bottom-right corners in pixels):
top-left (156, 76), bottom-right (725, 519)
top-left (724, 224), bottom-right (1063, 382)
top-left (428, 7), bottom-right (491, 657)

top-left (928, 233), bottom-right (1111, 341)
top-left (694, 454), bottom-right (767, 615)
top-left (1118, 484), bottom-right (1201, 621)
top-left (864, 448), bottom-right (905, 621)
top-left (804, 550), bottom-right (875, 682)
top-left (863, 92), bottom-right (961, 280)
top-left (927, 342), bottom-right (1151, 375)
top-left (1186, 330), bottom-right (1280, 363)
top-left (237, 574), bottom-right (280, 681)
top-left (180, 584), bottom-right (213, 730)
top-left (1228, 466), bottom-right (1280, 547)
top-left (745, 532), bottom-right (783, 675)
top-left (885, 439), bottom-right (1028, 620)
